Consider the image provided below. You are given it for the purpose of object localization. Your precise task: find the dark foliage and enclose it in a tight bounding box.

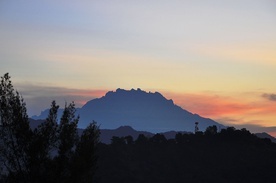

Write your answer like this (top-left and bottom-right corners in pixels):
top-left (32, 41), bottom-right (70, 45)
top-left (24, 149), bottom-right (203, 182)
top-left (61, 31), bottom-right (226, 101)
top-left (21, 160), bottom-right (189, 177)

top-left (0, 73), bottom-right (99, 183)
top-left (0, 73), bottom-right (32, 183)
top-left (95, 127), bottom-right (276, 183)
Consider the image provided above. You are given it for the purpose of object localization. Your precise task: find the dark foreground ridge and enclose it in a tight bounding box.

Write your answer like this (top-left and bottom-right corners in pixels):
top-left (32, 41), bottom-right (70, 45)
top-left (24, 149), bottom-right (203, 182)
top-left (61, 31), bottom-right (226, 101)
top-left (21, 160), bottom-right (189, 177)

top-left (95, 127), bottom-right (276, 183)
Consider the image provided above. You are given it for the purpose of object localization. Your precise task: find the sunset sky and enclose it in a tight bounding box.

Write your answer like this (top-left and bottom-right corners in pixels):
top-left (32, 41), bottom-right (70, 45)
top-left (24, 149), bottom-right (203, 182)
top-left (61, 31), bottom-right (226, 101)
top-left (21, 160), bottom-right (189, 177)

top-left (1, 0), bottom-right (276, 136)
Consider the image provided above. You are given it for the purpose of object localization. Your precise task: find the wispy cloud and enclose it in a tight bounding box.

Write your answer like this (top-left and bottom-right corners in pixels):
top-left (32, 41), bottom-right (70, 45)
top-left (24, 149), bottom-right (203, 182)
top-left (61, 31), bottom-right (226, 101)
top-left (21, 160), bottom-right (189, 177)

top-left (15, 83), bottom-right (108, 116)
top-left (16, 83), bottom-right (107, 98)
top-left (262, 93), bottom-right (276, 101)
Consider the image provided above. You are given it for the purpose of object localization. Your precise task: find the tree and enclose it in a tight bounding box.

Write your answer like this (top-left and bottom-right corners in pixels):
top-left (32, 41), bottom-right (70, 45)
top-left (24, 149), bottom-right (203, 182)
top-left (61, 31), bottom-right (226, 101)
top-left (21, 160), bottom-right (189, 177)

top-left (0, 73), bottom-right (32, 183)
top-left (53, 102), bottom-right (79, 183)
top-left (111, 136), bottom-right (126, 145)
top-left (150, 134), bottom-right (167, 144)
top-left (205, 125), bottom-right (218, 136)
top-left (0, 73), bottom-right (100, 183)
top-left (124, 135), bottom-right (134, 145)
top-left (135, 134), bottom-right (148, 145)
top-left (27, 101), bottom-right (59, 183)
top-left (70, 122), bottom-right (100, 183)
top-left (58, 102), bottom-right (79, 157)
top-left (34, 101), bottom-right (99, 183)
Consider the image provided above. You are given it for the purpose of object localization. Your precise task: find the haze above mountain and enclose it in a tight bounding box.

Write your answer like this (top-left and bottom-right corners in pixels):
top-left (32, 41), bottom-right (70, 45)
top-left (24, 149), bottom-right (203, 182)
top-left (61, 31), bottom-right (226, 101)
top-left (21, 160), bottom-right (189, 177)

top-left (32, 88), bottom-right (223, 133)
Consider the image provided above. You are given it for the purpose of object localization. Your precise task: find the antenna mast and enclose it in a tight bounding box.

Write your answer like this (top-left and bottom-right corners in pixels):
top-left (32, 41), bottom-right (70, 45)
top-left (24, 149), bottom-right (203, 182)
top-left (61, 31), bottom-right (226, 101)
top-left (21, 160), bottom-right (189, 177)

top-left (195, 122), bottom-right (199, 133)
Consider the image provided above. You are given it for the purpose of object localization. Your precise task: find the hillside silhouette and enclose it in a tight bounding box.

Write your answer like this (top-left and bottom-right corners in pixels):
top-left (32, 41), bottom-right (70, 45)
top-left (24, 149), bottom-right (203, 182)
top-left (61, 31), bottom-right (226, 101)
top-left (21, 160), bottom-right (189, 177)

top-left (95, 127), bottom-right (276, 183)
top-left (33, 88), bottom-right (224, 133)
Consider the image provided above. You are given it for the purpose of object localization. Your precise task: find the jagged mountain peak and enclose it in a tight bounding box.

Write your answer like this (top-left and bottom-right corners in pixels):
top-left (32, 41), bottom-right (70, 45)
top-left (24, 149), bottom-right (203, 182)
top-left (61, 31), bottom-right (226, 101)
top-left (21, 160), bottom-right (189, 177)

top-left (101, 88), bottom-right (167, 101)
top-left (82, 88), bottom-right (174, 111)
top-left (33, 88), bottom-right (223, 133)
top-left (78, 88), bottom-right (222, 132)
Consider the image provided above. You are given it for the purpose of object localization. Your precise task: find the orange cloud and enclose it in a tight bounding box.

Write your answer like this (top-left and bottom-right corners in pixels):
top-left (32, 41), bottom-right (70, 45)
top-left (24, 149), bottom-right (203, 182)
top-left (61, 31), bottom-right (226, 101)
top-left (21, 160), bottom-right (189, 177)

top-left (16, 83), bottom-right (110, 116)
top-left (164, 92), bottom-right (247, 116)
top-left (163, 91), bottom-right (276, 119)
top-left (162, 91), bottom-right (276, 135)
top-left (269, 131), bottom-right (276, 138)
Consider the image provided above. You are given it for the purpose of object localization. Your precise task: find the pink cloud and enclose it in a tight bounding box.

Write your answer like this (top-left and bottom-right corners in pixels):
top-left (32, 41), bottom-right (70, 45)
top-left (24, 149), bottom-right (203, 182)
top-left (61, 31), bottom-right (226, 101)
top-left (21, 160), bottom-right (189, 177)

top-left (16, 84), bottom-right (109, 116)
top-left (164, 92), bottom-right (245, 116)
top-left (161, 91), bottom-right (276, 136)
top-left (163, 91), bottom-right (276, 118)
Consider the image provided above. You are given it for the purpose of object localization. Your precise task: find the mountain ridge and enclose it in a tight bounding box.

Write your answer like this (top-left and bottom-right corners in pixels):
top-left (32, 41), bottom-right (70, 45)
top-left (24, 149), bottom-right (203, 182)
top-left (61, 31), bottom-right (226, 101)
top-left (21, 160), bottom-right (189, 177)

top-left (32, 88), bottom-right (224, 133)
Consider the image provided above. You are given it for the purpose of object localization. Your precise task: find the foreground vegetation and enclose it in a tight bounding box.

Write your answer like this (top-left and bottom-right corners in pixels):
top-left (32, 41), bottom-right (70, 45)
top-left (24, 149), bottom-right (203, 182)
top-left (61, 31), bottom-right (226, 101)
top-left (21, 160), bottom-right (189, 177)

top-left (95, 128), bottom-right (276, 183)
top-left (0, 74), bottom-right (99, 183)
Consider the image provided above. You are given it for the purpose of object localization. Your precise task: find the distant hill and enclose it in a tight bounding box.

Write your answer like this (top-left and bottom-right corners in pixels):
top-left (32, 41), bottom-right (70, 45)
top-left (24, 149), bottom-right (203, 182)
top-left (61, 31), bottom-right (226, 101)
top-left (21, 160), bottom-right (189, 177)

top-left (32, 109), bottom-right (65, 122)
top-left (255, 132), bottom-right (276, 143)
top-left (29, 118), bottom-right (44, 129)
top-left (97, 126), bottom-right (191, 144)
top-left (99, 126), bottom-right (154, 144)
top-left (32, 88), bottom-right (224, 133)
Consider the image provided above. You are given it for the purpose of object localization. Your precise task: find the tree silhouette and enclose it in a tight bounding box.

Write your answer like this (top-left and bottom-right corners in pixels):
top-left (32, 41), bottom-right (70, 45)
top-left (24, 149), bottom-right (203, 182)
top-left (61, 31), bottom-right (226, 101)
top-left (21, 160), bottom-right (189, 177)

top-left (27, 101), bottom-right (59, 182)
top-left (135, 134), bottom-right (148, 145)
top-left (70, 122), bottom-right (100, 183)
top-left (111, 136), bottom-right (126, 145)
top-left (205, 125), bottom-right (218, 135)
top-left (52, 102), bottom-right (79, 183)
top-left (150, 133), bottom-right (167, 144)
top-left (0, 73), bottom-right (32, 183)
top-left (0, 73), bottom-right (100, 183)
top-left (124, 135), bottom-right (134, 145)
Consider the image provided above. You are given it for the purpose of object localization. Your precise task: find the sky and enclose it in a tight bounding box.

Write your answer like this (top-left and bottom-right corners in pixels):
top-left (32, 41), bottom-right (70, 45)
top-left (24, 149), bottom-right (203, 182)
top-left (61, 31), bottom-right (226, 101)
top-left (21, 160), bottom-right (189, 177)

top-left (1, 0), bottom-right (276, 136)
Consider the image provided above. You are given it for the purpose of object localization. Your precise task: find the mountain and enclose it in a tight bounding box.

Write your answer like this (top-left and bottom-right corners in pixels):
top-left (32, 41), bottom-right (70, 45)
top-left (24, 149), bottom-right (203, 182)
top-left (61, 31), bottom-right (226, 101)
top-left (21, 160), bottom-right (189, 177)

top-left (32, 109), bottom-right (65, 121)
top-left (255, 132), bottom-right (276, 143)
top-left (32, 88), bottom-right (224, 133)
top-left (99, 126), bottom-right (154, 144)
top-left (29, 118), bottom-right (44, 129)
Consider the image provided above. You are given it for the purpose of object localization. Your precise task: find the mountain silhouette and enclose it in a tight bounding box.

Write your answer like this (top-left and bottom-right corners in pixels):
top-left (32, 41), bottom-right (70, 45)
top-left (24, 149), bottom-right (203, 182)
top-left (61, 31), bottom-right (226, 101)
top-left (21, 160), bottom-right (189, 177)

top-left (32, 88), bottom-right (224, 133)
top-left (255, 132), bottom-right (276, 143)
top-left (98, 126), bottom-right (154, 144)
